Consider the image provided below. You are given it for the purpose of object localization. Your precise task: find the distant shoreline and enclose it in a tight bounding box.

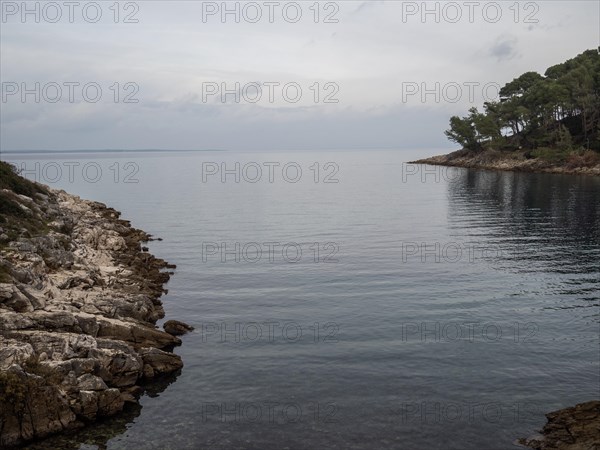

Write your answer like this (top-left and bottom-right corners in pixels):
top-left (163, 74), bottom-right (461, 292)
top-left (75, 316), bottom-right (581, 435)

top-left (410, 149), bottom-right (600, 177)
top-left (0, 149), bottom-right (225, 155)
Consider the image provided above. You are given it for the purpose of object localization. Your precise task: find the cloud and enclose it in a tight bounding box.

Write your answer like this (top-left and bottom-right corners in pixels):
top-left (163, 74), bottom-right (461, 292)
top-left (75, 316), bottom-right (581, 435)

top-left (352, 1), bottom-right (385, 15)
top-left (489, 36), bottom-right (520, 62)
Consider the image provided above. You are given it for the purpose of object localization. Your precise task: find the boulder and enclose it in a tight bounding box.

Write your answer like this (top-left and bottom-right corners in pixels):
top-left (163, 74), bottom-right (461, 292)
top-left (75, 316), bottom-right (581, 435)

top-left (140, 347), bottom-right (183, 379)
top-left (0, 337), bottom-right (35, 370)
top-left (163, 319), bottom-right (194, 336)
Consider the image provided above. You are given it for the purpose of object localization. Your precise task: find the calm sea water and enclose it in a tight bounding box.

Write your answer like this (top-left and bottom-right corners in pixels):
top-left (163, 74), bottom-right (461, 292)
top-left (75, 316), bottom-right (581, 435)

top-left (5, 149), bottom-right (599, 450)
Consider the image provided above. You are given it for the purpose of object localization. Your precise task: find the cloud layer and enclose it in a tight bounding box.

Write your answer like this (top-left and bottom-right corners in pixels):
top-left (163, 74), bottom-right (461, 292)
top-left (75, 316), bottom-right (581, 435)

top-left (1, 1), bottom-right (598, 151)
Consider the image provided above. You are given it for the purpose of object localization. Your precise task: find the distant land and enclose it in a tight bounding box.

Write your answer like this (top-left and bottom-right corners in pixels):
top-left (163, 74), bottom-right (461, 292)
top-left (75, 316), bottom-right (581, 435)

top-left (0, 149), bottom-right (225, 155)
top-left (414, 49), bottom-right (600, 176)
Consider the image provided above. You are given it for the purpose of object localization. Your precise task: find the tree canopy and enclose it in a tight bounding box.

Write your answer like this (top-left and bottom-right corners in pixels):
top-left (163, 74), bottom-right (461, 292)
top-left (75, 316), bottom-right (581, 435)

top-left (445, 49), bottom-right (600, 154)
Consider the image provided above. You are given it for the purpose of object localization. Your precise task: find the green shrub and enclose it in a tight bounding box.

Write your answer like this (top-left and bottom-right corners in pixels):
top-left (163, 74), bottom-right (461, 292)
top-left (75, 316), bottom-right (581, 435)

top-left (565, 149), bottom-right (600, 169)
top-left (0, 161), bottom-right (46, 197)
top-left (530, 147), bottom-right (571, 163)
top-left (0, 191), bottom-right (27, 217)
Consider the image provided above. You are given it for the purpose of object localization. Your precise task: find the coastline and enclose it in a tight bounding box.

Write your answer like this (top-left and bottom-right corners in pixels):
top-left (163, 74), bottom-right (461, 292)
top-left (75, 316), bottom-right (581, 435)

top-left (410, 149), bottom-right (600, 177)
top-left (0, 183), bottom-right (191, 447)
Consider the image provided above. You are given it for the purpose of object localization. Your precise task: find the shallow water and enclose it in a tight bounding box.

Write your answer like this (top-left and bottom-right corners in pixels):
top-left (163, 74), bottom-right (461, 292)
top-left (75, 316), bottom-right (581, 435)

top-left (6, 149), bottom-right (599, 450)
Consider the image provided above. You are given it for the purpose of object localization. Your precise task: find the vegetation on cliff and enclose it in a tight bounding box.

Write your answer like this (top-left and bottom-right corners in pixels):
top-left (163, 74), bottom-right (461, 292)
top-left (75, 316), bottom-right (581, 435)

top-left (444, 49), bottom-right (600, 167)
top-left (0, 162), bottom-right (51, 245)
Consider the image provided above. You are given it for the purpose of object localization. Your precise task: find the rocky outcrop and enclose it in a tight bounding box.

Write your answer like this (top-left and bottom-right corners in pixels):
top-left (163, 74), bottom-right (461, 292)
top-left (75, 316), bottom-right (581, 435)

top-left (411, 149), bottom-right (600, 176)
top-left (519, 401), bottom-right (600, 449)
top-left (0, 171), bottom-right (190, 448)
top-left (163, 319), bottom-right (194, 336)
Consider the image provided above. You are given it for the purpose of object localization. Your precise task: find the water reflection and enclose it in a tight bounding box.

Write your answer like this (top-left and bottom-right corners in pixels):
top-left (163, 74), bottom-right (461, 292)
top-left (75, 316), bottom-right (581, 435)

top-left (445, 168), bottom-right (600, 311)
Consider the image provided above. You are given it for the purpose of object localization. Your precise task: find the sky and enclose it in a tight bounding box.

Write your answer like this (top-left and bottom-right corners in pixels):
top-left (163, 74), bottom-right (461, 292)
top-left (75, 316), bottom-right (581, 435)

top-left (1, 0), bottom-right (599, 151)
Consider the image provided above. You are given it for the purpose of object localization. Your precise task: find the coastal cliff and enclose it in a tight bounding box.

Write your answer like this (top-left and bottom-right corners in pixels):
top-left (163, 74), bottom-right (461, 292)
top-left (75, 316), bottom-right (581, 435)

top-left (0, 162), bottom-right (190, 447)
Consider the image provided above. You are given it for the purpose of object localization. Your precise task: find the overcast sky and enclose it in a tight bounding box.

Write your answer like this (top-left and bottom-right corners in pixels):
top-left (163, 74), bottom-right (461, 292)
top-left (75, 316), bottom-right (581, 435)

top-left (1, 1), bottom-right (598, 151)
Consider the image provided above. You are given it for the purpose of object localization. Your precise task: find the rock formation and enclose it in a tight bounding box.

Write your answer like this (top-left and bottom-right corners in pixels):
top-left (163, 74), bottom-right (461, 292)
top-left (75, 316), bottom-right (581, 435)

top-left (0, 162), bottom-right (189, 447)
top-left (519, 401), bottom-right (600, 449)
top-left (411, 149), bottom-right (600, 176)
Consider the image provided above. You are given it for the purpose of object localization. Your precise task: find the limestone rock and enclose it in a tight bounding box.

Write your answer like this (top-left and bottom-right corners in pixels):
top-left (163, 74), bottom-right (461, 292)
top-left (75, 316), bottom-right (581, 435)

top-left (0, 365), bottom-right (77, 447)
top-left (140, 347), bottom-right (183, 379)
top-left (0, 177), bottom-right (185, 447)
top-left (0, 337), bottom-right (35, 370)
top-left (77, 373), bottom-right (108, 391)
top-left (520, 401), bottom-right (600, 450)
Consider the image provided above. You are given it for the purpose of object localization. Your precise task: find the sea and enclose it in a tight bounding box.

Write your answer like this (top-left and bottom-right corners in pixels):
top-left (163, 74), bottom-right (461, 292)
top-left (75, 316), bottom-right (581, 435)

top-left (4, 148), bottom-right (599, 450)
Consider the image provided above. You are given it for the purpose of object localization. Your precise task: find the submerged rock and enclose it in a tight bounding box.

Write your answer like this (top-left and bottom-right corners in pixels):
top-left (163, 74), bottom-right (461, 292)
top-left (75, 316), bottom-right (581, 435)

top-left (0, 171), bottom-right (186, 448)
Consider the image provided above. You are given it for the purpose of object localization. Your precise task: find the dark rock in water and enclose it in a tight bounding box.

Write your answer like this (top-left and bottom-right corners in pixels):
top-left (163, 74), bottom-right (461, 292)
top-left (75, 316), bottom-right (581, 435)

top-left (163, 319), bottom-right (194, 336)
top-left (140, 347), bottom-right (184, 378)
top-left (519, 400), bottom-right (600, 450)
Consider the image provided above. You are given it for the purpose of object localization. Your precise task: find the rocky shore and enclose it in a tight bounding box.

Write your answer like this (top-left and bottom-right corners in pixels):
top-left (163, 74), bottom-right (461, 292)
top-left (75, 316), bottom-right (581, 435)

top-left (519, 401), bottom-right (600, 450)
top-left (411, 149), bottom-right (600, 176)
top-left (0, 163), bottom-right (191, 447)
